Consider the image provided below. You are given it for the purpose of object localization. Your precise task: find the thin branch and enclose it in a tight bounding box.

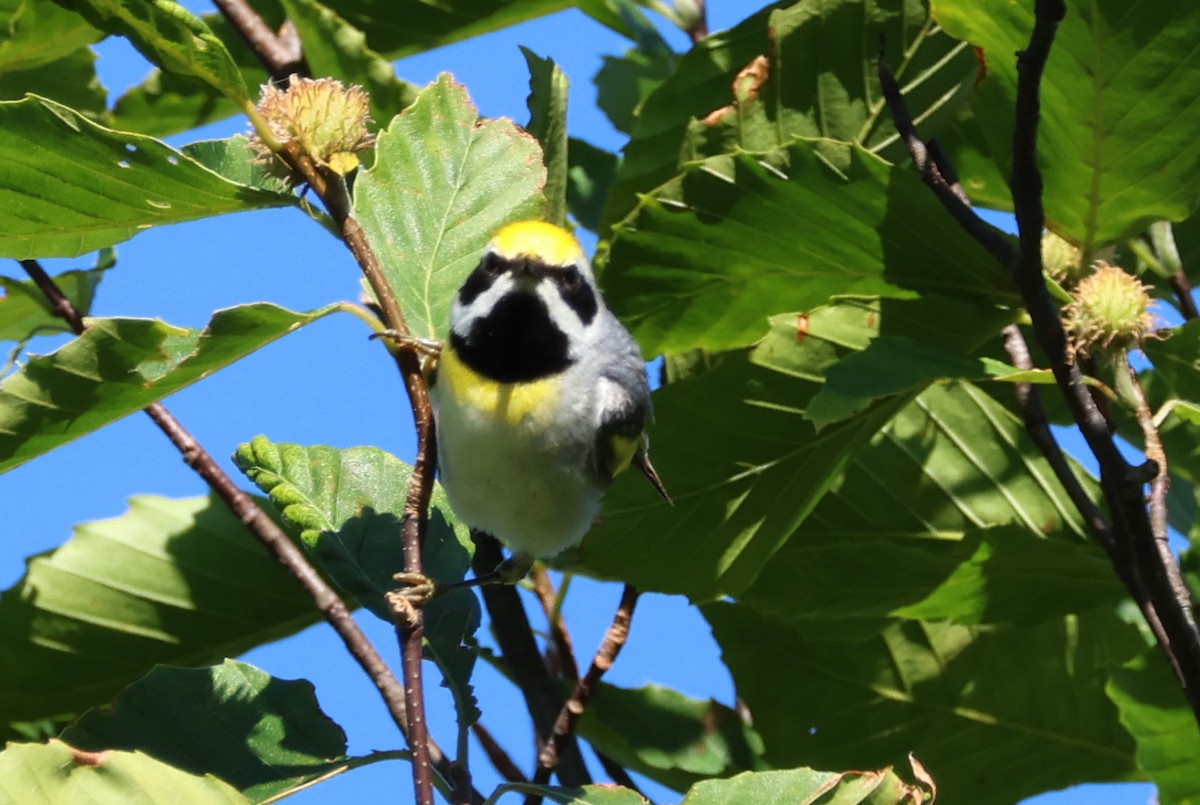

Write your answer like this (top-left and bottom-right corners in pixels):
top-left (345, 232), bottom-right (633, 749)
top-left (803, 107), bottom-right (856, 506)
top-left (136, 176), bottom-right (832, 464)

top-left (16, 260), bottom-right (472, 798)
top-left (530, 567), bottom-right (579, 682)
top-left (528, 585), bottom-right (640, 798)
top-left (212, 0), bottom-right (305, 80)
top-left (471, 722), bottom-right (527, 784)
top-left (1009, 0), bottom-right (1200, 724)
top-left (1001, 325), bottom-right (1113, 549)
top-left (594, 752), bottom-right (648, 798)
top-left (686, 0), bottom-right (708, 44)
top-left (472, 533), bottom-right (592, 787)
top-left (1170, 271), bottom-right (1199, 320)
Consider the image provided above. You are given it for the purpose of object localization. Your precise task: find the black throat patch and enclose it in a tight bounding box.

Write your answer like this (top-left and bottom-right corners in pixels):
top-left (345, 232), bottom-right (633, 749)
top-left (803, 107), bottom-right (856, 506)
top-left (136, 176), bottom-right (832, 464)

top-left (452, 291), bottom-right (574, 382)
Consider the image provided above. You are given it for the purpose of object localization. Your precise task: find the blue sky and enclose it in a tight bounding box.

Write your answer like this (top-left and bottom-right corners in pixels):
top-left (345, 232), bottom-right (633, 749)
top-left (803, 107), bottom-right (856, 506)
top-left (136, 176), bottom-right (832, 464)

top-left (1, 3), bottom-right (1158, 804)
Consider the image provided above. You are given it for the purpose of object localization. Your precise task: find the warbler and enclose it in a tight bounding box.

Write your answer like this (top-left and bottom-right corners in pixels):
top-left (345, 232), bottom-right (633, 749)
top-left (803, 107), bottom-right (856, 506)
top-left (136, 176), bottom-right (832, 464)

top-left (428, 220), bottom-right (669, 581)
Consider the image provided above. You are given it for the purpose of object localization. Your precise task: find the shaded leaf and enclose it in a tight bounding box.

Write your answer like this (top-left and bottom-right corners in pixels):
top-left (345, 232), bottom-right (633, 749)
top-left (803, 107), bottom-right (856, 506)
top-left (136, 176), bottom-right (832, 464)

top-left (706, 603), bottom-right (1142, 803)
top-left (0, 495), bottom-right (319, 725)
top-left (576, 350), bottom-right (908, 600)
top-left (0, 96), bottom-right (294, 259)
top-left (62, 660), bottom-right (364, 802)
top-left (55, 0), bottom-right (248, 101)
top-left (566, 138), bottom-right (617, 233)
top-left (181, 135), bottom-right (291, 193)
top-left (1107, 651), bottom-right (1200, 805)
top-left (0, 46), bottom-right (105, 112)
top-left (0, 266), bottom-right (105, 342)
top-left (0, 740), bottom-right (248, 804)
top-left (605, 0), bottom-right (976, 227)
top-left (523, 47), bottom-right (570, 227)
top-left (603, 143), bottom-right (1011, 356)
top-left (0, 0), bottom-right (102, 73)
top-left (578, 683), bottom-right (766, 792)
top-left (234, 437), bottom-right (480, 725)
top-left (488, 783), bottom-right (649, 804)
top-left (593, 36), bottom-right (675, 136)
top-left (1144, 320), bottom-right (1200, 402)
top-left (933, 0), bottom-right (1200, 251)
top-left (280, 0), bottom-right (419, 126)
top-left (0, 303), bottom-right (337, 472)
top-left (353, 74), bottom-right (545, 340)
top-left (741, 382), bottom-right (1105, 633)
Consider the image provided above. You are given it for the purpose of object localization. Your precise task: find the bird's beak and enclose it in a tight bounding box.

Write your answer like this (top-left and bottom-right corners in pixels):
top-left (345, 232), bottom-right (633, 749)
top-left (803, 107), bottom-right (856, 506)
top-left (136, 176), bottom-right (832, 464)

top-left (512, 257), bottom-right (544, 287)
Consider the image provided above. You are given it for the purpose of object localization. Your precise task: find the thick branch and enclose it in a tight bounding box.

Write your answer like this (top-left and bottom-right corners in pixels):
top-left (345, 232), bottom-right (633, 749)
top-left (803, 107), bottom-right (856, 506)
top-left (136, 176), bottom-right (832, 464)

top-left (529, 584), bottom-right (640, 796)
top-left (1009, 1), bottom-right (1200, 723)
top-left (472, 534), bottom-right (591, 787)
top-left (471, 722), bottom-right (527, 784)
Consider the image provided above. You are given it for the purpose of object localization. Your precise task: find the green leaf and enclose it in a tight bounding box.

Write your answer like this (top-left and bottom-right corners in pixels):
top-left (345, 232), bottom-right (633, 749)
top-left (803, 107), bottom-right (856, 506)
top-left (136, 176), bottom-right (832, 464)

top-left (932, 0), bottom-right (1200, 251)
top-left (55, 0), bottom-right (249, 102)
top-left (327, 0), bottom-right (575, 60)
top-left (1145, 320), bottom-right (1200, 402)
top-left (0, 96), bottom-right (294, 259)
top-left (1107, 651), bottom-right (1200, 805)
top-left (604, 0), bottom-right (976, 227)
top-left (181, 135), bottom-right (291, 193)
top-left (353, 74), bottom-right (546, 340)
top-left (0, 0), bottom-right (102, 73)
top-left (0, 47), bottom-right (106, 113)
top-left (706, 603), bottom-right (1142, 804)
top-left (0, 303), bottom-right (337, 472)
top-left (593, 37), bottom-right (675, 136)
top-left (488, 783), bottom-right (649, 804)
top-left (0, 740), bottom-right (249, 804)
top-left (0, 267), bottom-right (105, 342)
top-left (279, 0), bottom-right (419, 126)
top-left (105, 10), bottom-right (273, 138)
top-left (576, 350), bottom-right (909, 600)
top-left (741, 381), bottom-right (1103, 632)
top-left (566, 138), bottom-right (617, 234)
top-left (578, 683), bottom-right (766, 793)
top-left (62, 660), bottom-right (365, 802)
top-left (679, 766), bottom-right (931, 805)
top-left (603, 143), bottom-right (1011, 356)
top-left (233, 437), bottom-right (481, 725)
top-left (522, 47), bottom-right (570, 227)
top-left (0, 495), bottom-right (319, 726)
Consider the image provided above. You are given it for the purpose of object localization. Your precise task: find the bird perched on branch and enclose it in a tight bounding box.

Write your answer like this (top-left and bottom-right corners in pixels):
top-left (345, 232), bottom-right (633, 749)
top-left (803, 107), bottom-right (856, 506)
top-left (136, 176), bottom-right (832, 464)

top-left (428, 220), bottom-right (670, 585)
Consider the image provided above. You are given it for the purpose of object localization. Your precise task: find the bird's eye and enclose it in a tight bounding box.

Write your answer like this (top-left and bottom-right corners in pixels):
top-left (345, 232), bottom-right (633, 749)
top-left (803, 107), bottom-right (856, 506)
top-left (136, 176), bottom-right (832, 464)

top-left (559, 266), bottom-right (580, 289)
top-left (481, 253), bottom-right (504, 276)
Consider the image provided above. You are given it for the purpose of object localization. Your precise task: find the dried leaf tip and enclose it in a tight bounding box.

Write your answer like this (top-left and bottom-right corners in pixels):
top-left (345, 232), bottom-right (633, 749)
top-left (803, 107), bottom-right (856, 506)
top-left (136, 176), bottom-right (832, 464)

top-left (252, 76), bottom-right (374, 177)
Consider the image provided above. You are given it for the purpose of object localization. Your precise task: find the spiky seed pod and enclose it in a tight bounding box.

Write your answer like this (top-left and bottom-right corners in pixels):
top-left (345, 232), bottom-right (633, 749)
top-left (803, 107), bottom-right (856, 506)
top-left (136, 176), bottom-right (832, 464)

top-left (251, 77), bottom-right (373, 179)
top-left (1064, 262), bottom-right (1156, 356)
top-left (1042, 231), bottom-right (1086, 286)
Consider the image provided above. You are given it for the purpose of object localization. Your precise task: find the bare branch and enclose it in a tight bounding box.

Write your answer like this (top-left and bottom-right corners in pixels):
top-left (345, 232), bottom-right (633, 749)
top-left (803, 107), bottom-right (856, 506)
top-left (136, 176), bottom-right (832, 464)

top-left (471, 722), bottom-right (527, 784)
top-left (472, 533), bottom-right (592, 787)
top-left (1170, 271), bottom-right (1199, 320)
top-left (530, 567), bottom-right (580, 682)
top-left (213, 0), bottom-right (305, 80)
top-left (528, 585), bottom-right (640, 798)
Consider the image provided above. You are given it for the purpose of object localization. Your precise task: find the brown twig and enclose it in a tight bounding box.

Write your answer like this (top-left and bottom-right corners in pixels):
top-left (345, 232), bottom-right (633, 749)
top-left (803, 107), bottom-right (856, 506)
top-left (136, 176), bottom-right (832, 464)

top-left (879, 0), bottom-right (1200, 726)
top-left (1170, 271), bottom-right (1199, 320)
top-left (685, 0), bottom-right (708, 44)
top-left (471, 722), bottom-right (527, 784)
top-left (213, 0), bottom-right (305, 81)
top-left (1009, 0), bottom-right (1200, 724)
top-left (472, 533), bottom-right (591, 787)
top-left (530, 567), bottom-right (580, 681)
top-left (528, 584), bottom-right (640, 801)
top-left (17, 259), bottom-right (467, 791)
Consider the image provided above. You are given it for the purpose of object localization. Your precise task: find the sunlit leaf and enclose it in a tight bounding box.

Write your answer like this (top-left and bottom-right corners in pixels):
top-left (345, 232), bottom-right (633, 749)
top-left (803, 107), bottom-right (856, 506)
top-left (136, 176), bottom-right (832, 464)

top-left (0, 740), bottom-right (249, 804)
top-left (0, 97), bottom-right (294, 259)
top-left (353, 74), bottom-right (545, 340)
top-left (0, 495), bottom-right (319, 725)
top-left (523, 47), bottom-right (570, 226)
top-left (0, 303), bottom-right (337, 472)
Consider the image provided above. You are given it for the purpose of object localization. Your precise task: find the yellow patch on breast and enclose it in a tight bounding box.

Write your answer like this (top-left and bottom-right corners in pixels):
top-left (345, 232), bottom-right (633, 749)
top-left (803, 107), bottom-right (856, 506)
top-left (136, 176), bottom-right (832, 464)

top-left (439, 345), bottom-right (559, 426)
